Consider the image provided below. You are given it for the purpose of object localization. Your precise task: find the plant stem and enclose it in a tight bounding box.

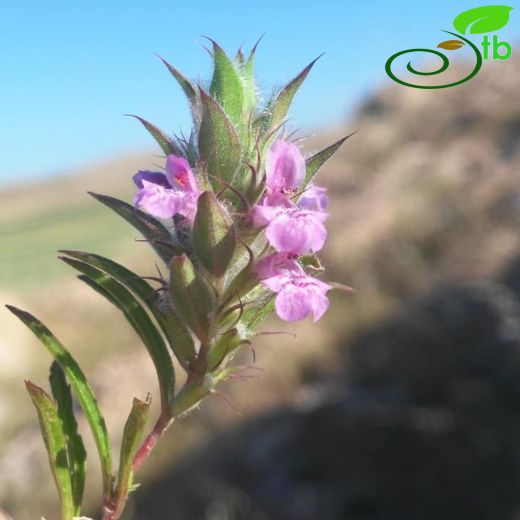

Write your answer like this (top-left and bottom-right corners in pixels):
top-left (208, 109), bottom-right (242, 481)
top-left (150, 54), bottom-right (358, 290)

top-left (133, 413), bottom-right (173, 472)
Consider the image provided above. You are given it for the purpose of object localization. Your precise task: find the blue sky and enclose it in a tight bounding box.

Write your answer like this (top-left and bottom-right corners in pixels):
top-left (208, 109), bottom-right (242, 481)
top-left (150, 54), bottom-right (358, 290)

top-left (0, 0), bottom-right (518, 184)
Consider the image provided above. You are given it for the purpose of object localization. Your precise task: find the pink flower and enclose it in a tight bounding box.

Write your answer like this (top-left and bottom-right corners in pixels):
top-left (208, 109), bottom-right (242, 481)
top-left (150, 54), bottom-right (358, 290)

top-left (298, 184), bottom-right (329, 212)
top-left (254, 252), bottom-right (304, 280)
top-left (266, 139), bottom-right (306, 193)
top-left (133, 155), bottom-right (200, 220)
top-left (263, 273), bottom-right (331, 322)
top-left (251, 140), bottom-right (329, 255)
top-left (255, 253), bottom-right (332, 322)
top-left (265, 208), bottom-right (328, 255)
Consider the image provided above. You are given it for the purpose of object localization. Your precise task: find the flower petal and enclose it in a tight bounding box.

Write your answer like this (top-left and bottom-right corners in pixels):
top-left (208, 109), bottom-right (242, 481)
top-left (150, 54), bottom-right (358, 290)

top-left (134, 180), bottom-right (182, 219)
top-left (166, 155), bottom-right (199, 192)
top-left (255, 253), bottom-right (304, 280)
top-left (298, 184), bottom-right (329, 212)
top-left (266, 139), bottom-right (306, 192)
top-left (133, 170), bottom-right (170, 189)
top-left (275, 284), bottom-right (312, 321)
top-left (266, 210), bottom-right (328, 254)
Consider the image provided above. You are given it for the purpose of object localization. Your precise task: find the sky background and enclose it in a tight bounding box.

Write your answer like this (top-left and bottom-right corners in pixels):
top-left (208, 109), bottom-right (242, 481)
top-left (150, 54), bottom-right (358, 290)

top-left (0, 0), bottom-right (518, 185)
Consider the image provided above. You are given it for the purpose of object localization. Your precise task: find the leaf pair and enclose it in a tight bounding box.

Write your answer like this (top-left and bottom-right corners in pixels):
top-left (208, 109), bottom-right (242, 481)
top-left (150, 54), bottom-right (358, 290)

top-left (7, 306), bottom-right (112, 515)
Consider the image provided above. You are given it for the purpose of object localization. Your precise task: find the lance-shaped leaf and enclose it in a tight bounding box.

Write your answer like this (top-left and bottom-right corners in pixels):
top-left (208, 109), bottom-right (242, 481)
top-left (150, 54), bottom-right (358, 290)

top-left (209, 40), bottom-right (245, 125)
top-left (169, 255), bottom-right (215, 343)
top-left (453, 5), bottom-right (513, 34)
top-left (304, 132), bottom-right (355, 184)
top-left (60, 250), bottom-right (196, 370)
top-left (126, 115), bottom-right (182, 156)
top-left (241, 37), bottom-right (262, 119)
top-left (158, 56), bottom-right (201, 124)
top-left (198, 88), bottom-right (242, 191)
top-left (26, 380), bottom-right (76, 520)
top-left (158, 55), bottom-right (197, 105)
top-left (193, 192), bottom-right (236, 279)
top-left (113, 396), bottom-right (151, 517)
top-left (266, 56), bottom-right (321, 131)
top-left (49, 362), bottom-right (87, 515)
top-left (90, 192), bottom-right (180, 264)
top-left (6, 306), bottom-right (113, 497)
top-left (59, 258), bottom-right (176, 412)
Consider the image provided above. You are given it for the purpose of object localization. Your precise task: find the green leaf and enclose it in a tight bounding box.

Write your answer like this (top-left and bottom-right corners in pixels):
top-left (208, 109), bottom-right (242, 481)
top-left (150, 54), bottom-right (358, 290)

top-left (157, 55), bottom-right (197, 104)
top-left (59, 250), bottom-right (196, 370)
top-left (113, 396), bottom-right (151, 516)
top-left (59, 258), bottom-right (176, 412)
top-left (6, 306), bottom-right (113, 497)
top-left (193, 192), bottom-right (236, 279)
top-left (90, 192), bottom-right (181, 264)
top-left (26, 380), bottom-right (76, 520)
top-left (198, 88), bottom-right (243, 191)
top-left (49, 362), bottom-right (87, 515)
top-left (169, 255), bottom-right (215, 343)
top-left (453, 5), bottom-right (513, 34)
top-left (304, 132), bottom-right (355, 184)
top-left (126, 115), bottom-right (182, 156)
top-left (266, 56), bottom-right (321, 131)
top-left (157, 56), bottom-right (201, 124)
top-left (209, 40), bottom-right (245, 125)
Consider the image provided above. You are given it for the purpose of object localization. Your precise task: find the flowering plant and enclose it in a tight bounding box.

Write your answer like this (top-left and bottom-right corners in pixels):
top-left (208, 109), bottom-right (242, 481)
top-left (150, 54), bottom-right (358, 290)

top-left (7, 39), bottom-right (351, 520)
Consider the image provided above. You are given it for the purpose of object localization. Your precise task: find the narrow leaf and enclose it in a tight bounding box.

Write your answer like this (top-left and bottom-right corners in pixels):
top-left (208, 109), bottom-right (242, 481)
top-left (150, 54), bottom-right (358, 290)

top-left (59, 258), bottom-right (175, 412)
top-left (209, 40), bottom-right (245, 124)
top-left (89, 192), bottom-right (180, 264)
top-left (157, 56), bottom-right (201, 124)
top-left (59, 250), bottom-right (196, 370)
top-left (304, 132), bottom-right (355, 184)
top-left (453, 5), bottom-right (513, 34)
top-left (113, 397), bottom-right (151, 515)
top-left (26, 380), bottom-right (75, 520)
top-left (157, 55), bottom-right (197, 103)
top-left (193, 192), bottom-right (236, 279)
top-left (126, 115), bottom-right (182, 156)
top-left (198, 88), bottom-right (242, 191)
top-left (267, 56), bottom-right (322, 130)
top-left (49, 362), bottom-right (87, 515)
top-left (7, 306), bottom-right (113, 497)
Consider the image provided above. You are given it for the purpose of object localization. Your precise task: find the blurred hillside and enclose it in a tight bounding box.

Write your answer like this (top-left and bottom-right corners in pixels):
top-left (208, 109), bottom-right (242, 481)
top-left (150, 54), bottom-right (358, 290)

top-left (1, 56), bottom-right (519, 518)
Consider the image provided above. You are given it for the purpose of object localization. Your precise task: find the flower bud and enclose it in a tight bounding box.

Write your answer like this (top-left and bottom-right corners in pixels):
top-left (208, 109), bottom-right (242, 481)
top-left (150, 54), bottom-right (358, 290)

top-left (193, 191), bottom-right (236, 280)
top-left (169, 255), bottom-right (215, 342)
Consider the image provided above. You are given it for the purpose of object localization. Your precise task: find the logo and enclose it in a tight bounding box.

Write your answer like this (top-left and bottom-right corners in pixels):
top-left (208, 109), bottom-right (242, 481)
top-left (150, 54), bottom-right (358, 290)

top-left (385, 5), bottom-right (513, 89)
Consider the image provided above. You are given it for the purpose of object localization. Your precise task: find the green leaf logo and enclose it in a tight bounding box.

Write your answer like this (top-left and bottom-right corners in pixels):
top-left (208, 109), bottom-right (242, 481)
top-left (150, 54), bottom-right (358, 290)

top-left (453, 5), bottom-right (513, 34)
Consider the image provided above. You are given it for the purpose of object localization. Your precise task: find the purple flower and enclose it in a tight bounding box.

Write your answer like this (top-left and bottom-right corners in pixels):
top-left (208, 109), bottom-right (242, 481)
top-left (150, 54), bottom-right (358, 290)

top-left (133, 155), bottom-right (200, 220)
top-left (265, 209), bottom-right (328, 255)
top-left (261, 270), bottom-right (332, 322)
top-left (298, 184), bottom-right (329, 212)
top-left (255, 252), bottom-right (303, 280)
top-left (251, 140), bottom-right (330, 255)
top-left (266, 139), bottom-right (306, 193)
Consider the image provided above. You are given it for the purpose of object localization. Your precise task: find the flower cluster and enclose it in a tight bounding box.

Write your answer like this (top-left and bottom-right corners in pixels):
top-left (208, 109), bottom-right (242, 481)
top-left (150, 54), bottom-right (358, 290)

top-left (250, 140), bottom-right (332, 322)
top-left (132, 138), bottom-right (333, 323)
